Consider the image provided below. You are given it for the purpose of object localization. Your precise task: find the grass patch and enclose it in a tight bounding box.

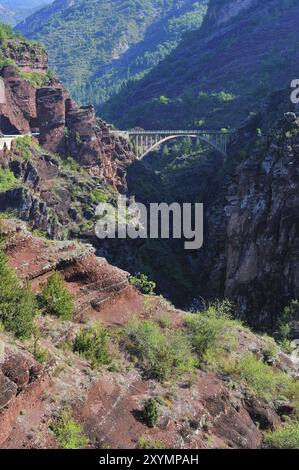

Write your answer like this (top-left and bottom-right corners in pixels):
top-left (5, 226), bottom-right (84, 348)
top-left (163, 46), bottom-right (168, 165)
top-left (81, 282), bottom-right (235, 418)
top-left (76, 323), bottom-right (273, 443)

top-left (136, 437), bottom-right (166, 449)
top-left (18, 70), bottom-right (52, 88)
top-left (185, 300), bottom-right (242, 369)
top-left (0, 168), bottom-right (19, 192)
top-left (51, 409), bottom-right (88, 449)
top-left (123, 318), bottom-right (197, 382)
top-left (264, 422), bottom-right (299, 449)
top-left (90, 188), bottom-right (110, 204)
top-left (15, 136), bottom-right (38, 160)
top-left (32, 323), bottom-right (49, 364)
top-left (233, 354), bottom-right (298, 403)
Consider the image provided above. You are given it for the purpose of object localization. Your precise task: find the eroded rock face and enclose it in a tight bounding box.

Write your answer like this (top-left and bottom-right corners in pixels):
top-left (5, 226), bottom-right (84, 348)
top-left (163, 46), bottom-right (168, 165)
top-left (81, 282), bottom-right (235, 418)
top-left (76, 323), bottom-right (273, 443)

top-left (0, 372), bottom-right (17, 411)
top-left (36, 87), bottom-right (66, 154)
top-left (0, 186), bottom-right (62, 239)
top-left (0, 343), bottom-right (48, 445)
top-left (3, 40), bottom-right (48, 74)
top-left (0, 66), bottom-right (36, 134)
top-left (37, 91), bottom-right (134, 190)
top-left (1, 219), bottom-right (135, 317)
top-left (225, 114), bottom-right (299, 328)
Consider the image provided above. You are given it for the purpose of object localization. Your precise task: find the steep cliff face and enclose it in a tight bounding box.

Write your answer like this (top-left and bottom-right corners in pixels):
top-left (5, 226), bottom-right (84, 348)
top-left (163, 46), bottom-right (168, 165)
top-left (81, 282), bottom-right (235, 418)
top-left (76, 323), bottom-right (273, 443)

top-left (0, 65), bottom-right (37, 134)
top-left (36, 88), bottom-right (133, 187)
top-left (225, 113), bottom-right (299, 329)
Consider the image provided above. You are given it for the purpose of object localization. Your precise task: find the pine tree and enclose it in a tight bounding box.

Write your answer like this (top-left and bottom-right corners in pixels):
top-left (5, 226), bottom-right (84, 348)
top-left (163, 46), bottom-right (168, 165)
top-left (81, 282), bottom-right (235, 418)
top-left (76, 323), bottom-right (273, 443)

top-left (0, 251), bottom-right (38, 338)
top-left (39, 272), bottom-right (74, 321)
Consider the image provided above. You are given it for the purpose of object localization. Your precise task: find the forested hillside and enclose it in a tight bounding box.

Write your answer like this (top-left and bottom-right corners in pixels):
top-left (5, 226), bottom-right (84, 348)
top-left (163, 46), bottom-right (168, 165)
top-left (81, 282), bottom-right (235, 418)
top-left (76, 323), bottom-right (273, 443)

top-left (102, 0), bottom-right (299, 130)
top-left (16, 0), bottom-right (208, 106)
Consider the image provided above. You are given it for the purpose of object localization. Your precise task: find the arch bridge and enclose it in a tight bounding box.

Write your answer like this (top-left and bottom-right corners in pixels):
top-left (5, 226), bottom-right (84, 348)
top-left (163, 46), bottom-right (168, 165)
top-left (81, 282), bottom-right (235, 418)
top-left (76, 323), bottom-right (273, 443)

top-left (116, 130), bottom-right (233, 159)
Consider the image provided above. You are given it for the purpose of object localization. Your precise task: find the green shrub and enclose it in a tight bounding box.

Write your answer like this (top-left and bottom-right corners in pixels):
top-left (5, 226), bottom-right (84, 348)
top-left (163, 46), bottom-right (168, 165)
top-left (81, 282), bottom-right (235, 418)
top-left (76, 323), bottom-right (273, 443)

top-left (124, 319), bottom-right (197, 381)
top-left (261, 336), bottom-right (278, 362)
top-left (236, 354), bottom-right (296, 402)
top-left (39, 272), bottom-right (74, 321)
top-left (159, 95), bottom-right (169, 105)
top-left (185, 300), bottom-right (240, 368)
top-left (142, 399), bottom-right (159, 428)
top-left (90, 189), bottom-right (109, 204)
top-left (129, 273), bottom-right (156, 295)
top-left (264, 422), bottom-right (299, 449)
top-left (73, 323), bottom-right (112, 368)
top-left (59, 156), bottom-right (81, 172)
top-left (0, 58), bottom-right (17, 69)
top-left (277, 299), bottom-right (299, 341)
top-left (19, 71), bottom-right (50, 88)
top-left (0, 168), bottom-right (19, 193)
top-left (51, 409), bottom-right (88, 449)
top-left (0, 251), bottom-right (38, 338)
top-left (136, 437), bottom-right (165, 449)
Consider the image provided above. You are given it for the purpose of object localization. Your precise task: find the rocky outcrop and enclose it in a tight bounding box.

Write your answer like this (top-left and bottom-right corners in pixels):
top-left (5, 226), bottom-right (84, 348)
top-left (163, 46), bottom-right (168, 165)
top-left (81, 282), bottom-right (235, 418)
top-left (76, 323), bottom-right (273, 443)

top-left (2, 39), bottom-right (48, 74)
top-left (1, 219), bottom-right (136, 318)
top-left (74, 370), bottom-right (263, 450)
top-left (0, 185), bottom-right (62, 239)
top-left (37, 87), bottom-right (134, 190)
top-left (36, 87), bottom-right (66, 154)
top-left (0, 65), bottom-right (36, 134)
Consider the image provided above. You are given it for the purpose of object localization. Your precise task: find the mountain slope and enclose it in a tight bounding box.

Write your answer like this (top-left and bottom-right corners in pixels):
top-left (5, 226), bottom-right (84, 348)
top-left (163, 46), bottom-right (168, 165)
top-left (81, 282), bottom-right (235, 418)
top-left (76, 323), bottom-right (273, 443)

top-left (0, 1), bottom-right (51, 26)
top-left (15, 0), bottom-right (208, 106)
top-left (102, 0), bottom-right (299, 130)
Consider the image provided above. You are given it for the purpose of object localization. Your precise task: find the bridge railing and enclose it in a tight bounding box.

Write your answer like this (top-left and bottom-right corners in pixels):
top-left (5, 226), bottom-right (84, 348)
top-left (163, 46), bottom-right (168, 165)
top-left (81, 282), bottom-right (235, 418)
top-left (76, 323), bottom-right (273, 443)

top-left (126, 130), bottom-right (234, 135)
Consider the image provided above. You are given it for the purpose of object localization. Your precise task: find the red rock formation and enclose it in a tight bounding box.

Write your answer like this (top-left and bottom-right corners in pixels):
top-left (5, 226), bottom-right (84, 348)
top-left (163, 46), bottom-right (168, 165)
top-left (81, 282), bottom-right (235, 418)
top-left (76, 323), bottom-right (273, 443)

top-left (36, 86), bottom-right (134, 190)
top-left (4, 40), bottom-right (48, 74)
top-left (0, 66), bottom-right (36, 134)
top-left (36, 87), bottom-right (66, 154)
top-left (0, 38), bottom-right (135, 191)
top-left (0, 343), bottom-right (50, 445)
top-left (1, 220), bottom-right (138, 320)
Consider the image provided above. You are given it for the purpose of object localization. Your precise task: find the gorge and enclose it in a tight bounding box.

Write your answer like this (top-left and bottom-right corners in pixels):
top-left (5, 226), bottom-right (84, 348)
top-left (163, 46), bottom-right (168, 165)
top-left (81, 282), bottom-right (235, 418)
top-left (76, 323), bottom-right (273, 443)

top-left (0, 0), bottom-right (298, 451)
